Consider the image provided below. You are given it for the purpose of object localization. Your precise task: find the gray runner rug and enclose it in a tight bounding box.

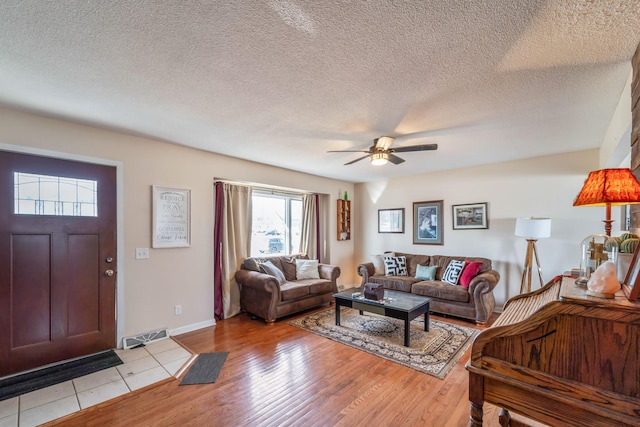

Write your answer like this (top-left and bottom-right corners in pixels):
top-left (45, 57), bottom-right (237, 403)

top-left (179, 352), bottom-right (229, 385)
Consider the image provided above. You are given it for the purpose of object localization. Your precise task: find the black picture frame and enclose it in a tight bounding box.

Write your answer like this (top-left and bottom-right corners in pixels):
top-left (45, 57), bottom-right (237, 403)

top-left (413, 200), bottom-right (443, 245)
top-left (452, 202), bottom-right (488, 230)
top-left (622, 242), bottom-right (640, 301)
top-left (378, 208), bottom-right (405, 233)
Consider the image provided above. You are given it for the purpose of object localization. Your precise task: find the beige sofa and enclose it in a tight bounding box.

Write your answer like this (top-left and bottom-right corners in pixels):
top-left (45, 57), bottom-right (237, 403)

top-left (235, 254), bottom-right (341, 324)
top-left (357, 252), bottom-right (500, 324)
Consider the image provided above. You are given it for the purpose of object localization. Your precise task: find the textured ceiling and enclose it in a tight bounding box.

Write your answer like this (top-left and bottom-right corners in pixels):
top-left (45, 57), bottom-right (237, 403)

top-left (0, 1), bottom-right (639, 183)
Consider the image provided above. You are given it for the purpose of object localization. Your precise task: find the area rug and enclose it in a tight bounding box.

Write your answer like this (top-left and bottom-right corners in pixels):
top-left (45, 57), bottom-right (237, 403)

top-left (0, 350), bottom-right (123, 401)
top-left (179, 352), bottom-right (229, 385)
top-left (289, 308), bottom-right (478, 379)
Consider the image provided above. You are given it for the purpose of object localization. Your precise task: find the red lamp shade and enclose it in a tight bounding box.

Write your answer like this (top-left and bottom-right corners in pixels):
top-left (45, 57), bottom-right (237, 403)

top-left (573, 168), bottom-right (640, 236)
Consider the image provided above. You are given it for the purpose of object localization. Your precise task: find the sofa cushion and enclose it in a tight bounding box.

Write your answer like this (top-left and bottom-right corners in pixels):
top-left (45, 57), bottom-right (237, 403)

top-left (296, 259), bottom-right (320, 279)
top-left (281, 257), bottom-right (298, 281)
top-left (259, 261), bottom-right (286, 284)
top-left (442, 260), bottom-right (465, 285)
top-left (384, 256), bottom-right (408, 276)
top-left (415, 264), bottom-right (437, 280)
top-left (369, 275), bottom-right (418, 293)
top-left (411, 280), bottom-right (470, 303)
top-left (280, 281), bottom-right (310, 300)
top-left (299, 278), bottom-right (333, 295)
top-left (244, 256), bottom-right (284, 272)
top-left (459, 261), bottom-right (483, 287)
top-left (402, 254), bottom-right (431, 277)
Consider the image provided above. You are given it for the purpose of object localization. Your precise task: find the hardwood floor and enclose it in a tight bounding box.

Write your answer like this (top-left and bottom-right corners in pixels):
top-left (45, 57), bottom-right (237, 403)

top-left (45, 307), bottom-right (543, 427)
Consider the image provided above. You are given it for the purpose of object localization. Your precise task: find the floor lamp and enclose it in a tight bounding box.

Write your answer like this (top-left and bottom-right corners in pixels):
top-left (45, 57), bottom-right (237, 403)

top-left (515, 217), bottom-right (551, 294)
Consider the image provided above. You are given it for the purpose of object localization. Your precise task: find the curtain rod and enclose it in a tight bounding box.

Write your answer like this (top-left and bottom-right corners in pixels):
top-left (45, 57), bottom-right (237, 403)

top-left (214, 178), bottom-right (313, 195)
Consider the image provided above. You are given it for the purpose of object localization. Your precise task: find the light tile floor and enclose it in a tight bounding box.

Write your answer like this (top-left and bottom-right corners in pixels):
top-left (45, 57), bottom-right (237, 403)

top-left (0, 338), bottom-right (192, 427)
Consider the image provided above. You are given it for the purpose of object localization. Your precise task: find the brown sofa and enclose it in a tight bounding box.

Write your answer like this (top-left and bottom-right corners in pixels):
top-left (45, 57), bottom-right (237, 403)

top-left (235, 254), bottom-right (341, 324)
top-left (357, 252), bottom-right (500, 324)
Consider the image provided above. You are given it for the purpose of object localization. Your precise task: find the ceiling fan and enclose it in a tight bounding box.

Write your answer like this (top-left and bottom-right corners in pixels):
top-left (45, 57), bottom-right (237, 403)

top-left (327, 136), bottom-right (438, 166)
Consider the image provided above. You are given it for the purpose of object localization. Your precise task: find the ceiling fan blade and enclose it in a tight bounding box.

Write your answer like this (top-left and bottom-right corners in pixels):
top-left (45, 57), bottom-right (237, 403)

top-left (327, 150), bottom-right (371, 153)
top-left (392, 144), bottom-right (438, 153)
top-left (344, 154), bottom-right (371, 165)
top-left (388, 153), bottom-right (405, 165)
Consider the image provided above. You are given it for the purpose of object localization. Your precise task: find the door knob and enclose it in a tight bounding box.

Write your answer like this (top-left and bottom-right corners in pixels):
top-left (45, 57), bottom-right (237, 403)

top-left (105, 269), bottom-right (115, 277)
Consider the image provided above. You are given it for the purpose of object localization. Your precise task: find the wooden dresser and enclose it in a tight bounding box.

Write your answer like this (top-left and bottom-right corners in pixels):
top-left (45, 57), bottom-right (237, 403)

top-left (466, 276), bottom-right (640, 426)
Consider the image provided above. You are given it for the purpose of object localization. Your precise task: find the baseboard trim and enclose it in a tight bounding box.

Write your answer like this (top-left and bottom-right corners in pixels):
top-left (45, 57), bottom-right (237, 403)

top-left (169, 319), bottom-right (217, 337)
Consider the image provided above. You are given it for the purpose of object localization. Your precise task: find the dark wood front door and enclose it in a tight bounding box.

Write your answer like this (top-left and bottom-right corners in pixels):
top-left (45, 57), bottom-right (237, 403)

top-left (0, 151), bottom-right (117, 376)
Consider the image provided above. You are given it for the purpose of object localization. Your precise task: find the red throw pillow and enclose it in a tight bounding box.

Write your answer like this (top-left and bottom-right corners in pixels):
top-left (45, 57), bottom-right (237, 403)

top-left (459, 261), bottom-right (483, 287)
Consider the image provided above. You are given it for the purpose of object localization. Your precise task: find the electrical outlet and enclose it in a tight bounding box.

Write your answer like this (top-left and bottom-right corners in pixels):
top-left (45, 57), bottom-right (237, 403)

top-left (174, 305), bottom-right (182, 316)
top-left (135, 248), bottom-right (149, 259)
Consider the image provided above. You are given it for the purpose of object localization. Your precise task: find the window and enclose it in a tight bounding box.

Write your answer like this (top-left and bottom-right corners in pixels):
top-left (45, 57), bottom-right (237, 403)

top-left (250, 192), bottom-right (302, 257)
top-left (14, 172), bottom-right (98, 217)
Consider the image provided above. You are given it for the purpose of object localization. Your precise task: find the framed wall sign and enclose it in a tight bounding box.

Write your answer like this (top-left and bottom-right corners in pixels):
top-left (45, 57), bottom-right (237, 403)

top-left (622, 243), bottom-right (640, 301)
top-left (378, 208), bottom-right (404, 233)
top-left (413, 200), bottom-right (443, 245)
top-left (152, 186), bottom-right (191, 248)
top-left (452, 202), bottom-right (488, 230)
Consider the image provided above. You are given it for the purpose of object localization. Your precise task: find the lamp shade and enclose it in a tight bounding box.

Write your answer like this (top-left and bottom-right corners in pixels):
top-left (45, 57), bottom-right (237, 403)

top-left (370, 152), bottom-right (389, 166)
top-left (515, 217), bottom-right (551, 239)
top-left (573, 168), bottom-right (640, 207)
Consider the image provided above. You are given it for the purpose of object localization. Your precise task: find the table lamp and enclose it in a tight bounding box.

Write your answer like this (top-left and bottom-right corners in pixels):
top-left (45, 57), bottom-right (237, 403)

top-left (573, 168), bottom-right (640, 236)
top-left (515, 217), bottom-right (552, 294)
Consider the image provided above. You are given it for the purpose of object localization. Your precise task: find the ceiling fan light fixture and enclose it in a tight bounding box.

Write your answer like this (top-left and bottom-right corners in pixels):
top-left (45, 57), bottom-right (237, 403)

top-left (370, 152), bottom-right (389, 166)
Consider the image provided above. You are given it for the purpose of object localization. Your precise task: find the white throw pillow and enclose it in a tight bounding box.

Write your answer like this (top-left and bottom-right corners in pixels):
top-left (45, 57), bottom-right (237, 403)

top-left (370, 254), bottom-right (385, 275)
top-left (296, 259), bottom-right (320, 279)
top-left (371, 252), bottom-right (396, 275)
top-left (442, 260), bottom-right (466, 285)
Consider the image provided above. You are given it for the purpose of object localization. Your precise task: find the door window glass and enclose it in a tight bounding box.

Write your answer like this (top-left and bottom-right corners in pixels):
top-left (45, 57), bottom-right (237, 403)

top-left (14, 172), bottom-right (98, 216)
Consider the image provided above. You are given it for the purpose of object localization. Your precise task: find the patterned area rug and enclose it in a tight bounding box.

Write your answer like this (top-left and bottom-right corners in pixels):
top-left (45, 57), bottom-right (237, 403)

top-left (289, 308), bottom-right (479, 379)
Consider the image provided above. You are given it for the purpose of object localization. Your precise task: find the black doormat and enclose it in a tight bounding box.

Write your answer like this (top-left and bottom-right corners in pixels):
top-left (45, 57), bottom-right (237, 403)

top-left (0, 350), bottom-right (123, 402)
top-left (179, 352), bottom-right (229, 385)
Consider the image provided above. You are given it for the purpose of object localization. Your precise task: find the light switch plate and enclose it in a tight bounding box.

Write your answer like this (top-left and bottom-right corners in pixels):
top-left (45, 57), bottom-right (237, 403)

top-left (135, 248), bottom-right (149, 259)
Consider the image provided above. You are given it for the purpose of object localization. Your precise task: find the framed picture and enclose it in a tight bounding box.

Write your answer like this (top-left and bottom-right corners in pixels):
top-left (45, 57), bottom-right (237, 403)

top-left (152, 186), bottom-right (191, 248)
top-left (622, 242), bottom-right (640, 301)
top-left (378, 208), bottom-right (405, 233)
top-left (452, 202), bottom-right (488, 230)
top-left (413, 200), bottom-right (443, 245)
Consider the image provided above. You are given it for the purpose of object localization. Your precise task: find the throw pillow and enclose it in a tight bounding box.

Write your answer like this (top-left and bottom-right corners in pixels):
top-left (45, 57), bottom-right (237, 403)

top-left (442, 260), bottom-right (466, 285)
top-left (415, 264), bottom-right (437, 280)
top-left (259, 260), bottom-right (286, 284)
top-left (370, 254), bottom-right (386, 275)
top-left (370, 252), bottom-right (396, 275)
top-left (281, 255), bottom-right (303, 281)
top-left (384, 256), bottom-right (408, 276)
top-left (459, 261), bottom-right (483, 287)
top-left (296, 259), bottom-right (320, 279)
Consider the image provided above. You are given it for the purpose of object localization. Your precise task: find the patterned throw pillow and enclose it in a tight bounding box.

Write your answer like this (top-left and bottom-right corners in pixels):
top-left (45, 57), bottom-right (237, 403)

top-left (259, 260), bottom-right (286, 284)
top-left (442, 260), bottom-right (466, 285)
top-left (384, 256), bottom-right (408, 276)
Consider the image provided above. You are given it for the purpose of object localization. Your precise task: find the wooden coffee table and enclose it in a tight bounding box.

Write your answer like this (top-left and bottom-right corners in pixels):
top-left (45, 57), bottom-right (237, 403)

top-left (333, 288), bottom-right (431, 347)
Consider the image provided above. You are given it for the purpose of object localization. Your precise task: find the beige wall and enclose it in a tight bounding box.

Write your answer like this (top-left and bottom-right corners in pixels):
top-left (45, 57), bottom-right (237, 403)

top-left (0, 107), bottom-right (355, 340)
top-left (1, 96), bottom-right (631, 337)
top-left (353, 150), bottom-right (615, 308)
